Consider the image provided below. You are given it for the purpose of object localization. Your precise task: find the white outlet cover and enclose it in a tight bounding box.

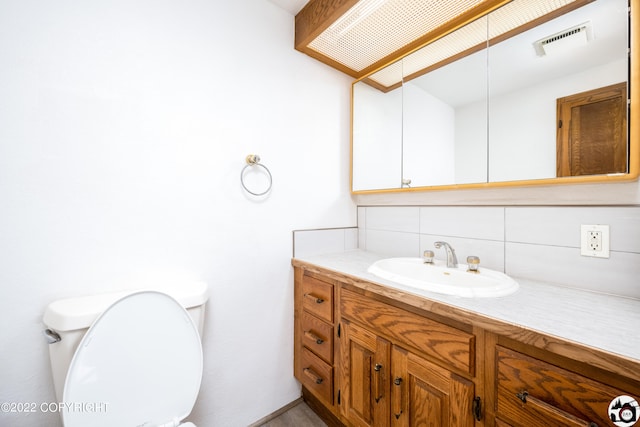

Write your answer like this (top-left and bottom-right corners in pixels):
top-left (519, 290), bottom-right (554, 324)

top-left (580, 224), bottom-right (610, 258)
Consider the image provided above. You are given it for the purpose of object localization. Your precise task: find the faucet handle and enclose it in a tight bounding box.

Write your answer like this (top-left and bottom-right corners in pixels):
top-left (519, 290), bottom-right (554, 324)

top-left (466, 256), bottom-right (480, 273)
top-left (423, 250), bottom-right (435, 264)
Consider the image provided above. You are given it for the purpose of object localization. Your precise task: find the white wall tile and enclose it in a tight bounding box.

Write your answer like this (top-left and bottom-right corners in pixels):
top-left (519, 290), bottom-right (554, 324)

top-left (506, 206), bottom-right (640, 252)
top-left (358, 207), bottom-right (367, 249)
top-left (365, 206), bottom-right (420, 233)
top-left (358, 206), bottom-right (367, 229)
top-left (506, 242), bottom-right (640, 299)
top-left (420, 235), bottom-right (505, 271)
top-left (293, 228), bottom-right (358, 258)
top-left (365, 229), bottom-right (420, 256)
top-left (420, 207), bottom-right (504, 241)
top-left (345, 228), bottom-right (359, 250)
top-left (506, 207), bottom-right (578, 247)
top-left (358, 205), bottom-right (640, 298)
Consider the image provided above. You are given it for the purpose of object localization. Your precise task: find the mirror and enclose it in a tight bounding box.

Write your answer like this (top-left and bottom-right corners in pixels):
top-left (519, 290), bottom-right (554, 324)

top-left (351, 0), bottom-right (633, 192)
top-left (402, 14), bottom-right (490, 187)
top-left (352, 62), bottom-right (403, 190)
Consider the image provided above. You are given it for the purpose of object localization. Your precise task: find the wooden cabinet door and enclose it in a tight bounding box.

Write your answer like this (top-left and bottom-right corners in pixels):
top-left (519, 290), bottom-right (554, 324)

top-left (340, 319), bottom-right (391, 427)
top-left (556, 82), bottom-right (627, 177)
top-left (390, 346), bottom-right (475, 427)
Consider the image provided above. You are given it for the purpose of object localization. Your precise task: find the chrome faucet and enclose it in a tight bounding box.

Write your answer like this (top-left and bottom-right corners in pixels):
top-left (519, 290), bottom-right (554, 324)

top-left (434, 241), bottom-right (458, 268)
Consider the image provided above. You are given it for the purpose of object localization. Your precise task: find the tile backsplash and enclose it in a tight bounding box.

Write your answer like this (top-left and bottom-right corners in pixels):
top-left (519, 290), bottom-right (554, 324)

top-left (293, 227), bottom-right (358, 259)
top-left (358, 206), bottom-right (640, 299)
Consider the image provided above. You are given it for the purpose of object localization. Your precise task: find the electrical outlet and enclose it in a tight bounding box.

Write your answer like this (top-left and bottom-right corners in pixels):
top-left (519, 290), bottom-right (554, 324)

top-left (580, 224), bottom-right (610, 258)
top-left (587, 230), bottom-right (602, 251)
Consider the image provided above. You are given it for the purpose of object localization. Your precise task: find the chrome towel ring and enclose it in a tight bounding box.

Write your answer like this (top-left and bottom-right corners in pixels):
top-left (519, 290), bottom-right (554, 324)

top-left (241, 154), bottom-right (273, 196)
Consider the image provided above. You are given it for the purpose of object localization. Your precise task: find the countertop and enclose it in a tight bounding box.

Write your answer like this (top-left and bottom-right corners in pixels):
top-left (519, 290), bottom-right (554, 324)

top-left (292, 250), bottom-right (640, 365)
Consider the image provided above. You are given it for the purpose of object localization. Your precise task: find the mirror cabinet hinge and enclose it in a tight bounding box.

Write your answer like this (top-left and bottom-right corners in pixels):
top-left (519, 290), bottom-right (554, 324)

top-left (558, 119), bottom-right (563, 129)
top-left (337, 322), bottom-right (341, 338)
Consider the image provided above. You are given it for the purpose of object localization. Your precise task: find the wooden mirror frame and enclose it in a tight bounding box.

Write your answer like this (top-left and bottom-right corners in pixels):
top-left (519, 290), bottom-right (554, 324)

top-left (348, 1), bottom-right (639, 194)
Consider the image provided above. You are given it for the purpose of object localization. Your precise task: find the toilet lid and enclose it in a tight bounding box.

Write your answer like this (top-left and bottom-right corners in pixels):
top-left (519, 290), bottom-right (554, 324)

top-left (62, 291), bottom-right (203, 427)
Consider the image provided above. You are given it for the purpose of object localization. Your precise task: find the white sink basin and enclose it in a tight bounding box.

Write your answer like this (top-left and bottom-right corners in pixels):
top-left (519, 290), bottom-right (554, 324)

top-left (367, 258), bottom-right (519, 298)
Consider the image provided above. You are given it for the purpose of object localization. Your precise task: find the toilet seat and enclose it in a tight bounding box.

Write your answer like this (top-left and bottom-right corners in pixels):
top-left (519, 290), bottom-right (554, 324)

top-left (62, 291), bottom-right (203, 427)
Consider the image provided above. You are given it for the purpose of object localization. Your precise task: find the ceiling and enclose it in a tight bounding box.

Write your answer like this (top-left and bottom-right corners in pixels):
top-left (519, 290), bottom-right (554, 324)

top-left (267, 0), bottom-right (309, 15)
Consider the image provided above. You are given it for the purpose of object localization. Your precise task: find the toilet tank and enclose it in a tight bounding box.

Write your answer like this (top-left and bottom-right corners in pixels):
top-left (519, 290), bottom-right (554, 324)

top-left (43, 281), bottom-right (208, 402)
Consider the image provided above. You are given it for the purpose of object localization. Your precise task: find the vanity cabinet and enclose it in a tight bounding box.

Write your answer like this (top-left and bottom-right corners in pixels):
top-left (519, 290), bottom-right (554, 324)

top-left (292, 262), bottom-right (640, 427)
top-left (339, 287), bottom-right (477, 427)
top-left (294, 269), bottom-right (337, 411)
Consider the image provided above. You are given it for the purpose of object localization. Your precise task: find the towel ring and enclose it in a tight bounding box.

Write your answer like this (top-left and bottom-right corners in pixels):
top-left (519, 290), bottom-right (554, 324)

top-left (241, 154), bottom-right (272, 196)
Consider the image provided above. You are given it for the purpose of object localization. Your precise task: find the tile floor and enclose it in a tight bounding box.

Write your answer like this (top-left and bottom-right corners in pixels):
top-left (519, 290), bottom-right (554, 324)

top-left (257, 401), bottom-right (326, 427)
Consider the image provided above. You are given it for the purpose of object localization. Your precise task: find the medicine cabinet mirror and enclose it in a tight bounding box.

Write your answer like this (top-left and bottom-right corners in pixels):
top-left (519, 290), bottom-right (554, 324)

top-left (351, 0), bottom-right (637, 192)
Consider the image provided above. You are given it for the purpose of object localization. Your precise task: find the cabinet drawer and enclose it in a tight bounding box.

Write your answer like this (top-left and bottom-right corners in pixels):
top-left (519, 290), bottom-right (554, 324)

top-left (302, 275), bottom-right (333, 322)
top-left (496, 346), bottom-right (638, 427)
top-left (341, 288), bottom-right (475, 375)
top-left (301, 311), bottom-right (333, 363)
top-left (299, 347), bottom-right (333, 405)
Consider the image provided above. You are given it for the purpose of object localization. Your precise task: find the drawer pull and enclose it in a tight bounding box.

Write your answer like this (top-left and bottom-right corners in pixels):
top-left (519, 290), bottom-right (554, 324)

top-left (303, 367), bottom-right (324, 385)
top-left (374, 363), bottom-right (383, 403)
top-left (393, 377), bottom-right (403, 419)
top-left (304, 293), bottom-right (325, 304)
top-left (303, 330), bottom-right (324, 345)
top-left (516, 390), bottom-right (529, 403)
top-left (515, 390), bottom-right (599, 427)
top-left (473, 396), bottom-right (482, 421)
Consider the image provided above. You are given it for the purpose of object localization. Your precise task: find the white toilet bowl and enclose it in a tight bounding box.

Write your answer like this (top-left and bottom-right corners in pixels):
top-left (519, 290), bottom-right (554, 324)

top-left (43, 282), bottom-right (208, 427)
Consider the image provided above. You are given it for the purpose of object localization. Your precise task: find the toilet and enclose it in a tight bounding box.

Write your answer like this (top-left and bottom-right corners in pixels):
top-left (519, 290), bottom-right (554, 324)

top-left (42, 281), bottom-right (208, 427)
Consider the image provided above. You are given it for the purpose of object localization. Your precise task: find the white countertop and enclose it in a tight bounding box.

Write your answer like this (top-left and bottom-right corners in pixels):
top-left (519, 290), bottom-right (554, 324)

top-left (294, 250), bottom-right (640, 363)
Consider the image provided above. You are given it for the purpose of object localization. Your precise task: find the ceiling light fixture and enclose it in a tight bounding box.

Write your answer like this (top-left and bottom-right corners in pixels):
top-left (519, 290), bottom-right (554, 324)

top-left (327, 0), bottom-right (390, 39)
top-left (305, 0), bottom-right (507, 75)
top-left (366, 0), bottom-right (584, 89)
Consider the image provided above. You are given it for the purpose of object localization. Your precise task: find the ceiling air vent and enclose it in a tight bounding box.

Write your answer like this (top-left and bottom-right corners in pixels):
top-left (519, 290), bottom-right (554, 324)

top-left (533, 21), bottom-right (593, 56)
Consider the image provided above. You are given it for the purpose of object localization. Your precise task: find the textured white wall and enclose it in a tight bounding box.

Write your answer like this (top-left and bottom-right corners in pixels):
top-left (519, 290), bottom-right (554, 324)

top-left (0, 1), bottom-right (355, 426)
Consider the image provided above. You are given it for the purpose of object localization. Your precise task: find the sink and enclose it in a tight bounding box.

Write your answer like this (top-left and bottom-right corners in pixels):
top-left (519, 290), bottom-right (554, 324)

top-left (367, 258), bottom-right (519, 298)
